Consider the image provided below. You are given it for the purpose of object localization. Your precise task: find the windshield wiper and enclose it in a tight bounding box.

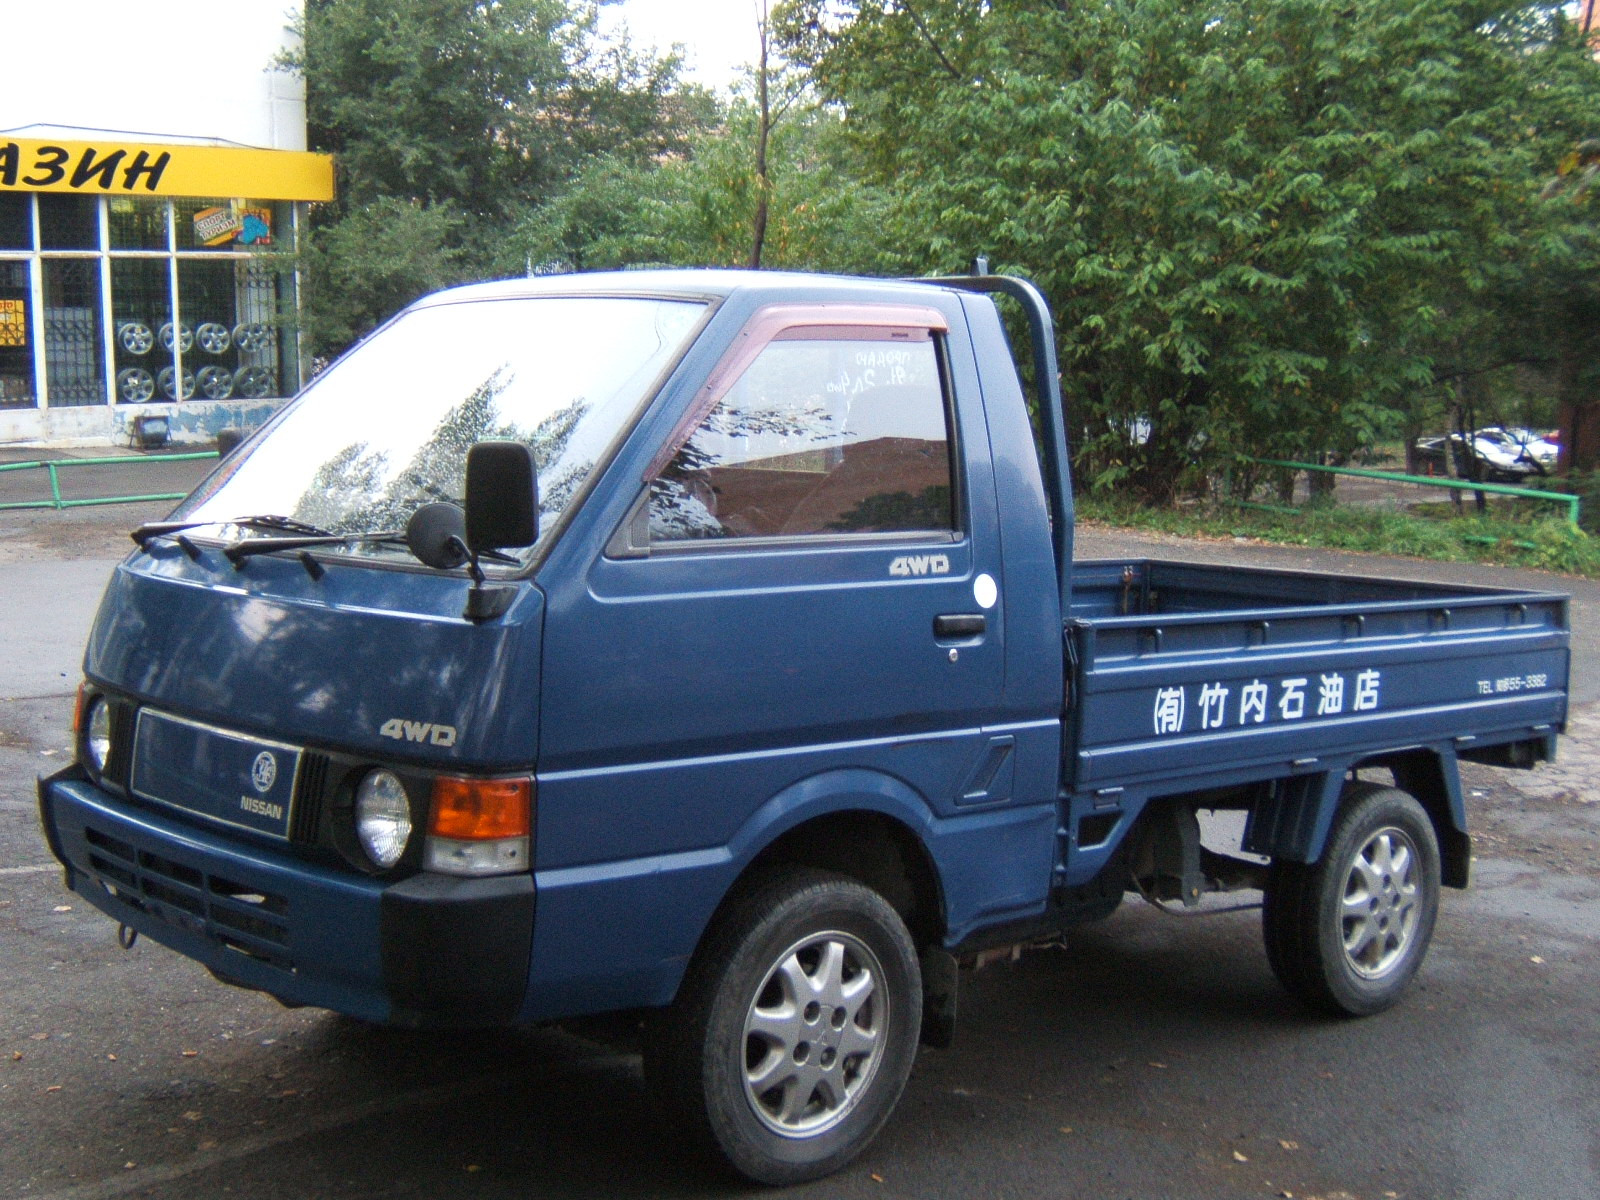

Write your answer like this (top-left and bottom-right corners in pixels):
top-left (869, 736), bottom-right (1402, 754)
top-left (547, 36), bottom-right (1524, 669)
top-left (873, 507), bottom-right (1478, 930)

top-left (131, 513), bottom-right (337, 547)
top-left (222, 530), bottom-right (406, 565)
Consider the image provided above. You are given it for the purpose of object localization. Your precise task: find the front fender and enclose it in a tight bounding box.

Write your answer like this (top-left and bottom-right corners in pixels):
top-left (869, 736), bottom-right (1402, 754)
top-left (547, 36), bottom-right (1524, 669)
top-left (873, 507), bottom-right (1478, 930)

top-left (521, 767), bottom-right (931, 1021)
top-left (723, 766), bottom-right (938, 860)
top-left (729, 767), bottom-right (1055, 945)
top-left (521, 768), bottom-right (1055, 1021)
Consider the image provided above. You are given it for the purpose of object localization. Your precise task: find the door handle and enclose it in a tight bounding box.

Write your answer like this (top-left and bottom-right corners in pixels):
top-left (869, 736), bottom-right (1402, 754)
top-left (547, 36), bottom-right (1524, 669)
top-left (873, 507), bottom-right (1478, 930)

top-left (934, 613), bottom-right (986, 638)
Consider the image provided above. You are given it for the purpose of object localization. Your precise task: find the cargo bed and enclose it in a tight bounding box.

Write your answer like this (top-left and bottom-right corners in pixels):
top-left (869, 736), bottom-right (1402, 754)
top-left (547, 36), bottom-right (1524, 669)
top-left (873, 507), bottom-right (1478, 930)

top-left (1055, 560), bottom-right (1569, 885)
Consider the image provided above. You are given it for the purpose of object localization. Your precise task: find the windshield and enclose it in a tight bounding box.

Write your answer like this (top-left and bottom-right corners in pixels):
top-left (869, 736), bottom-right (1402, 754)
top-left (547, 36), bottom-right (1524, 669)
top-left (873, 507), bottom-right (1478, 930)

top-left (177, 295), bottom-right (706, 563)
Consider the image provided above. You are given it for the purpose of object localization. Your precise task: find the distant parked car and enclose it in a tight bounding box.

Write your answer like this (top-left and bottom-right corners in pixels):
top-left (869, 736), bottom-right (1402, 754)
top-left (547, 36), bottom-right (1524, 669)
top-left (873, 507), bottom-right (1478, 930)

top-left (1411, 427), bottom-right (1558, 483)
top-left (1411, 435), bottom-right (1450, 475)
top-left (1468, 427), bottom-right (1557, 479)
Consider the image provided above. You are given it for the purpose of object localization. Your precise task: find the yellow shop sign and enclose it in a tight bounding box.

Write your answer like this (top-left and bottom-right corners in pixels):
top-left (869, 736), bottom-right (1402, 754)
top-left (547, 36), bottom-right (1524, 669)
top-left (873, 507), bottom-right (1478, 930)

top-left (0, 137), bottom-right (333, 202)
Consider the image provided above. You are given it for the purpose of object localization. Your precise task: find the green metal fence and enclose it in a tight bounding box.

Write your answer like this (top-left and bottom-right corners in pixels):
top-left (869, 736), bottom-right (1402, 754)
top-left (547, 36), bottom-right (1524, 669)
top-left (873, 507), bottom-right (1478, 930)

top-left (0, 452), bottom-right (219, 512)
top-left (1248, 457), bottom-right (1581, 527)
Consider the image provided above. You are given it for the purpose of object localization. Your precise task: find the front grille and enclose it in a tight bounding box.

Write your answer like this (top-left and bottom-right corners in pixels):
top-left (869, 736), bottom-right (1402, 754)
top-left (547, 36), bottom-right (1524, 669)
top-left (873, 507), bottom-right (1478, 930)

top-left (83, 824), bottom-right (294, 973)
top-left (290, 752), bottom-right (330, 844)
top-left (104, 699), bottom-right (137, 791)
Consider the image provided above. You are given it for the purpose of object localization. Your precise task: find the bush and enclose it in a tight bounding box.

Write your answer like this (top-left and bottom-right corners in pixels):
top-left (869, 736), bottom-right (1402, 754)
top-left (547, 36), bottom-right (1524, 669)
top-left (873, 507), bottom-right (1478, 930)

top-left (1077, 495), bottom-right (1600, 577)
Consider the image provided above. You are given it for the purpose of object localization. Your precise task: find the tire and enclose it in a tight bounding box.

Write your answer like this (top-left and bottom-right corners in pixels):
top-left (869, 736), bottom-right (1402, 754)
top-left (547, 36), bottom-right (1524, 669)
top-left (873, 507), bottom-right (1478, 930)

top-left (1263, 783), bottom-right (1441, 1017)
top-left (647, 868), bottom-right (922, 1185)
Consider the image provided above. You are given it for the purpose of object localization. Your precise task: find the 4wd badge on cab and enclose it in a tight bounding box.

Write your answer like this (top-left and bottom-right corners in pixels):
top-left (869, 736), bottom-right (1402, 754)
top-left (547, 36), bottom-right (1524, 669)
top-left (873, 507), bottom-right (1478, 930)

top-left (889, 554), bottom-right (950, 577)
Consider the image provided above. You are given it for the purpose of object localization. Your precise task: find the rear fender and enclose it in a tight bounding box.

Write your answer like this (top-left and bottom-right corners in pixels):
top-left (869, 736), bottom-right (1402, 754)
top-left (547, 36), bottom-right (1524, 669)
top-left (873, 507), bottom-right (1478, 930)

top-left (1243, 747), bottom-right (1470, 887)
top-left (1380, 747), bottom-right (1472, 887)
top-left (1243, 770), bottom-right (1345, 866)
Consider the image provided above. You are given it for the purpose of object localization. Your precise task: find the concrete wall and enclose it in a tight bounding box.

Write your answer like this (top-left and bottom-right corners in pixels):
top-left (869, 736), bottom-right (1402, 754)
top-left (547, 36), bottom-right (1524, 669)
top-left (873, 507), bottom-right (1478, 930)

top-left (0, 399), bottom-right (284, 448)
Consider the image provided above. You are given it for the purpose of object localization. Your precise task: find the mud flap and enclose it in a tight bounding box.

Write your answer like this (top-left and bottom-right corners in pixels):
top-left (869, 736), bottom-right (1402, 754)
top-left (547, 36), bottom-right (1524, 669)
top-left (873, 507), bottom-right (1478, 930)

top-left (920, 947), bottom-right (959, 1048)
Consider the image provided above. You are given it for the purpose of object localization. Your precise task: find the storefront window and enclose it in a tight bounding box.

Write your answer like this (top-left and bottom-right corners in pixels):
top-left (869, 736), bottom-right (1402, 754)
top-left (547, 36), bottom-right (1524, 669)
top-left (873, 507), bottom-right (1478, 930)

top-left (110, 258), bottom-right (174, 405)
top-left (174, 197), bottom-right (281, 253)
top-left (108, 197), bottom-right (169, 251)
top-left (0, 261), bottom-right (36, 409)
top-left (42, 259), bottom-right (106, 406)
top-left (39, 195), bottom-right (100, 251)
top-left (176, 258), bottom-right (235, 399)
top-left (2, 193), bottom-right (302, 412)
top-left (0, 195), bottom-right (32, 250)
top-left (236, 257), bottom-right (296, 397)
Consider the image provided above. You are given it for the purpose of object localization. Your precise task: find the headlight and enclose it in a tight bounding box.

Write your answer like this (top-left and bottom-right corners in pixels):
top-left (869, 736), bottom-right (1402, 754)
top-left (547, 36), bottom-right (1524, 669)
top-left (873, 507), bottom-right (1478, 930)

top-left (82, 694), bottom-right (112, 776)
top-left (355, 770), bottom-right (413, 869)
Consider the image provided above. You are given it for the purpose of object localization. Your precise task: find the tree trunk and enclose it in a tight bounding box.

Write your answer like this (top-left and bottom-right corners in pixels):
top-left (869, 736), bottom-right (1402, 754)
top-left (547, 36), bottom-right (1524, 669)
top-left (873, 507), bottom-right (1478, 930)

top-left (748, 9), bottom-right (772, 270)
top-left (1556, 333), bottom-right (1598, 476)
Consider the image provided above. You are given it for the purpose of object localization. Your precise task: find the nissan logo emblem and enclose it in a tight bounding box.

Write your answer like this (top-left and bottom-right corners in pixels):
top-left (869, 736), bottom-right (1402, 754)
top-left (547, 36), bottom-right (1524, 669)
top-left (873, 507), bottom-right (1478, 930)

top-left (250, 751), bottom-right (278, 795)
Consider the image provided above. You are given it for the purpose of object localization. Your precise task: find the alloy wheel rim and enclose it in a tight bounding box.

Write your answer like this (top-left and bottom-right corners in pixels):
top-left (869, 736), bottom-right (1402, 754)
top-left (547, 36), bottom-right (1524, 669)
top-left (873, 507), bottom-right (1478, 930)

top-left (741, 929), bottom-right (887, 1138)
top-left (1340, 825), bottom-right (1420, 979)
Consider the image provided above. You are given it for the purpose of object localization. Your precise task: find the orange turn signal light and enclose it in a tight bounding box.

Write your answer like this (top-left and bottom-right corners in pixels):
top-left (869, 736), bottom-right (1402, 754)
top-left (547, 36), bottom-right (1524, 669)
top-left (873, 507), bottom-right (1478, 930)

top-left (428, 776), bottom-right (532, 841)
top-left (73, 683), bottom-right (88, 736)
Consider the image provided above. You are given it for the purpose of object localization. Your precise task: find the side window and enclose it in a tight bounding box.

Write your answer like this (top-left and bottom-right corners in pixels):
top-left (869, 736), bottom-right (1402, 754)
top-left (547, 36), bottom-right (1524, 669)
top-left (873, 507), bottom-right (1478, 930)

top-left (649, 331), bottom-right (954, 542)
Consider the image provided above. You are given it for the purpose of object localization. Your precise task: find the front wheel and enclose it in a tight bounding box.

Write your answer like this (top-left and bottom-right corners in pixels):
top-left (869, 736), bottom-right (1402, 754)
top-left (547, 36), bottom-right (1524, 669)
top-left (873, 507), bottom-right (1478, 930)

top-left (1263, 783), bottom-right (1441, 1016)
top-left (647, 869), bottom-right (922, 1185)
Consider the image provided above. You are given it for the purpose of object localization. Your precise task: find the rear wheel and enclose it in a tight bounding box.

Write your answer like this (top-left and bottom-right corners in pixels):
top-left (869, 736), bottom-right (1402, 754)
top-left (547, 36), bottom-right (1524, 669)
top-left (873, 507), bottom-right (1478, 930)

top-left (1263, 783), bottom-right (1441, 1016)
top-left (647, 869), bottom-right (921, 1185)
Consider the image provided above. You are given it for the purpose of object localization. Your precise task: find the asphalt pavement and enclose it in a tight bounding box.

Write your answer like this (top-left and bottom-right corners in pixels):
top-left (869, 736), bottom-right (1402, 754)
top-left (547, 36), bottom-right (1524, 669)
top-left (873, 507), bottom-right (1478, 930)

top-left (1, 485), bottom-right (1596, 1200)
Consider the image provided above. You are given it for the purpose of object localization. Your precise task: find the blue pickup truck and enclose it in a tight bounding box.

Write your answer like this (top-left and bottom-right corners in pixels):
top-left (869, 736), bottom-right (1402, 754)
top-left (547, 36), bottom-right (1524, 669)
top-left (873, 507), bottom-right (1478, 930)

top-left (39, 270), bottom-right (1569, 1183)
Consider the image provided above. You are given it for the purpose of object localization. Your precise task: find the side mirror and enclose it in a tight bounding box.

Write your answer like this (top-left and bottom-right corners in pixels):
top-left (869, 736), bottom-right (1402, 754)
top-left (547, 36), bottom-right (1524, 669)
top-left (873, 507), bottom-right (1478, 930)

top-left (405, 502), bottom-right (470, 570)
top-left (465, 441), bottom-right (539, 554)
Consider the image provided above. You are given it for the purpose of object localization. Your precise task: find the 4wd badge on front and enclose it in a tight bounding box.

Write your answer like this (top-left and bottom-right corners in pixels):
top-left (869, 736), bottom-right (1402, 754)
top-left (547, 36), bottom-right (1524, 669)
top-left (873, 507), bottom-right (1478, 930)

top-left (379, 718), bottom-right (458, 747)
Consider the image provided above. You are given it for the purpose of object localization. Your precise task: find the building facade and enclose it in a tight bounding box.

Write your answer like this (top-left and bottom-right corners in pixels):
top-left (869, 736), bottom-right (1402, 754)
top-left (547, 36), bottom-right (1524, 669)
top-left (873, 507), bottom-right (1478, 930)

top-left (0, 3), bottom-right (330, 446)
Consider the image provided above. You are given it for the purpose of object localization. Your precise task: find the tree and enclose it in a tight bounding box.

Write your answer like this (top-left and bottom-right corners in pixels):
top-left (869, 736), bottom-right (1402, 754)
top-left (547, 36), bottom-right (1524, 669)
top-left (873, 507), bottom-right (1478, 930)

top-left (299, 197), bottom-right (464, 359)
top-left (1531, 136), bottom-right (1600, 473)
top-left (511, 94), bottom-right (896, 275)
top-left (781, 0), bottom-right (1600, 502)
top-left (284, 0), bottom-right (712, 356)
top-left (748, 0), bottom-right (815, 267)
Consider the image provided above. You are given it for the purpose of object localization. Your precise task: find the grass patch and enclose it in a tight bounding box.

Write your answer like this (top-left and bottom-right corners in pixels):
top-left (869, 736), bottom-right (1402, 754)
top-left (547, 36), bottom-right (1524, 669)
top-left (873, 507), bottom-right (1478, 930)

top-left (1077, 494), bottom-right (1600, 578)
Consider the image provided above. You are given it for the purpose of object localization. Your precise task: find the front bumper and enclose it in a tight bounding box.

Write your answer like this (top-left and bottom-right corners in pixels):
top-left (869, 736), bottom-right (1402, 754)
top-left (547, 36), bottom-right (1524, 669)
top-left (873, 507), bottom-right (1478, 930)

top-left (38, 768), bottom-right (533, 1026)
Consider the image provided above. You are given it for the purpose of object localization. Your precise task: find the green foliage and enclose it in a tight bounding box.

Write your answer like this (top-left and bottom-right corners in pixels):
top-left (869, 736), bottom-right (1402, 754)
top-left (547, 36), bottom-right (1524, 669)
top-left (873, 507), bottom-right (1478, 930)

top-left (782, 0), bottom-right (1600, 501)
top-left (1551, 469), bottom-right (1600, 534)
top-left (1079, 493), bottom-right (1600, 576)
top-left (511, 98), bottom-right (897, 274)
top-left (301, 198), bottom-right (464, 357)
top-left (294, 0), bottom-right (702, 215)
top-left (287, 0), bottom-right (713, 356)
top-left (1520, 517), bottom-right (1597, 573)
top-left (289, 0), bottom-right (1600, 516)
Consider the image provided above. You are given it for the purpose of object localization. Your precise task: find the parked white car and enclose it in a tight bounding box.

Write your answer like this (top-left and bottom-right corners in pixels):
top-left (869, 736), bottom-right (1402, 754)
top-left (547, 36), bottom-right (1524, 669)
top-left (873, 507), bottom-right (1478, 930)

top-left (1467, 427), bottom-right (1557, 478)
top-left (1412, 427), bottom-right (1558, 482)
